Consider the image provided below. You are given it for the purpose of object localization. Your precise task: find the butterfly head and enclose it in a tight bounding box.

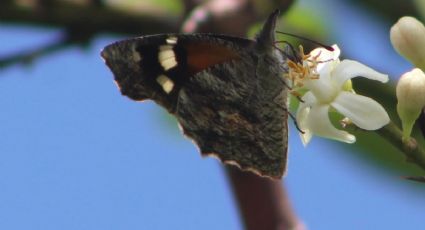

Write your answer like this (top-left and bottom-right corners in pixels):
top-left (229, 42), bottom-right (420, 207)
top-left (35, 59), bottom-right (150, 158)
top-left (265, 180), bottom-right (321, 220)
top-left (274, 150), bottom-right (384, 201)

top-left (255, 9), bottom-right (280, 52)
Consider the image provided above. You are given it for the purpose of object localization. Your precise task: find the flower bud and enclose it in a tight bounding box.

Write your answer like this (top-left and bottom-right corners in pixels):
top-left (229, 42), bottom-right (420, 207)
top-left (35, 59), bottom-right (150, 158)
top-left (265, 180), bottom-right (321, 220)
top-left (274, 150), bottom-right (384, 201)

top-left (390, 16), bottom-right (425, 70)
top-left (396, 68), bottom-right (425, 140)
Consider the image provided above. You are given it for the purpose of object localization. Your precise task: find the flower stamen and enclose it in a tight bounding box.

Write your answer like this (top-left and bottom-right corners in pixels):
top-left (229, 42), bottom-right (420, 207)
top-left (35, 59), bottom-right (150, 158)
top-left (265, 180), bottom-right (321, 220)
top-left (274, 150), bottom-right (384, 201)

top-left (285, 45), bottom-right (321, 88)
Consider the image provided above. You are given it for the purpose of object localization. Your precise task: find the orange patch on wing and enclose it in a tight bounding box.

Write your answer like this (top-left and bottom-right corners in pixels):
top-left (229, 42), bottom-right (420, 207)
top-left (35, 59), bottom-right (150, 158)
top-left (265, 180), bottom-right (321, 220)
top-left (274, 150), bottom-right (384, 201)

top-left (185, 42), bottom-right (240, 75)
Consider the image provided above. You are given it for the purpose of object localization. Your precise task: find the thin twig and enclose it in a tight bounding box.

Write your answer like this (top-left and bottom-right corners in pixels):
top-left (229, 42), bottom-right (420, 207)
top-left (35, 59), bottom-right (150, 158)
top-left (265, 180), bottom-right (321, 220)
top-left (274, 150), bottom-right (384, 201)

top-left (402, 175), bottom-right (425, 183)
top-left (0, 28), bottom-right (94, 70)
top-left (0, 36), bottom-right (73, 69)
top-left (377, 121), bottom-right (425, 171)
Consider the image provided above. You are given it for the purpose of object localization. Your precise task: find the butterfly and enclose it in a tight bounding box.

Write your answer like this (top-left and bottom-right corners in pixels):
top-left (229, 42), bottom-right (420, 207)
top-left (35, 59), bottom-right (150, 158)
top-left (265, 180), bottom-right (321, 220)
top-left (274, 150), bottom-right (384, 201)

top-left (101, 9), bottom-right (294, 179)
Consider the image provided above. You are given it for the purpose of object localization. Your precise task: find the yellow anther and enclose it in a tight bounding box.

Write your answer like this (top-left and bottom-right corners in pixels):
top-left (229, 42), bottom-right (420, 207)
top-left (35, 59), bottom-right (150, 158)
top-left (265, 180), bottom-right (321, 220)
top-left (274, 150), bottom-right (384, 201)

top-left (285, 45), bottom-right (320, 90)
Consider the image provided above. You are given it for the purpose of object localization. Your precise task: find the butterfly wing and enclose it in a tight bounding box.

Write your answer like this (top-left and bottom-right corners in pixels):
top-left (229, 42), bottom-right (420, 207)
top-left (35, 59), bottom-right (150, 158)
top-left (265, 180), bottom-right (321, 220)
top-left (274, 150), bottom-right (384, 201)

top-left (176, 46), bottom-right (289, 178)
top-left (102, 33), bottom-right (288, 178)
top-left (101, 34), bottom-right (251, 111)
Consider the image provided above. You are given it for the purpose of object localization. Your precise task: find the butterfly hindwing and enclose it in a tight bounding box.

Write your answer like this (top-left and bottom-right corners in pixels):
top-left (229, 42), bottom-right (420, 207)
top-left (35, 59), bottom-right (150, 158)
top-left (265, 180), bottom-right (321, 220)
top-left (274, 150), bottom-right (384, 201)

top-left (175, 48), bottom-right (288, 178)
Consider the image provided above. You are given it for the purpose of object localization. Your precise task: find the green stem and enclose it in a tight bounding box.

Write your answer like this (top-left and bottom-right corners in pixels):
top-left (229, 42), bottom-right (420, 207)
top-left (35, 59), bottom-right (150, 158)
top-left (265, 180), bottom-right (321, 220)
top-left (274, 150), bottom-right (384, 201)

top-left (377, 121), bottom-right (425, 171)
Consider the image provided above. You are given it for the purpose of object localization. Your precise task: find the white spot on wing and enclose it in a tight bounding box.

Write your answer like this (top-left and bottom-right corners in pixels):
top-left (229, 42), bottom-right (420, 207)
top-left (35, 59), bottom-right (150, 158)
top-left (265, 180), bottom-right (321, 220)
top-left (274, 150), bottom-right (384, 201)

top-left (158, 45), bottom-right (177, 71)
top-left (131, 43), bottom-right (142, 62)
top-left (156, 74), bottom-right (174, 94)
top-left (133, 51), bottom-right (142, 62)
top-left (166, 36), bottom-right (178, 44)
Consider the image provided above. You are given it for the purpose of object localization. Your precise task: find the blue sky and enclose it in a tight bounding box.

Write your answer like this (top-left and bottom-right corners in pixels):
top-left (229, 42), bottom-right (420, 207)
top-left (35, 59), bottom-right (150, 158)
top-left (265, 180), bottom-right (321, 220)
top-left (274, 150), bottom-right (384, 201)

top-left (0, 0), bottom-right (424, 229)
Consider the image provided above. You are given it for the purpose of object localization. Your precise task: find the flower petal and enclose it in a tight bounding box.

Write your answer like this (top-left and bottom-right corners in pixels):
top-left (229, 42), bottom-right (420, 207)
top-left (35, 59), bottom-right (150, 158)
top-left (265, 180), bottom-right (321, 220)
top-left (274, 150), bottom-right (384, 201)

top-left (331, 91), bottom-right (390, 130)
top-left (332, 60), bottom-right (389, 89)
top-left (310, 44), bottom-right (340, 62)
top-left (296, 92), bottom-right (316, 145)
top-left (304, 66), bottom-right (337, 103)
top-left (306, 104), bottom-right (356, 143)
top-left (298, 106), bottom-right (313, 145)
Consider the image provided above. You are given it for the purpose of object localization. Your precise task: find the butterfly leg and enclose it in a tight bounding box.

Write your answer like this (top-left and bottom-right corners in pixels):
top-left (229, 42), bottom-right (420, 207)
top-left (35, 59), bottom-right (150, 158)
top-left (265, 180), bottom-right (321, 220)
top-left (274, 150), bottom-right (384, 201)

top-left (276, 102), bottom-right (304, 134)
top-left (271, 82), bottom-right (305, 134)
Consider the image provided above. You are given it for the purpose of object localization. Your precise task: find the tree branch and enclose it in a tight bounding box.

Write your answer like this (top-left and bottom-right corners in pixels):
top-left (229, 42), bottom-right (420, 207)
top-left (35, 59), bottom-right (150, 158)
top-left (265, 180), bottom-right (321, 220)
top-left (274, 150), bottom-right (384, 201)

top-left (0, 1), bottom-right (181, 35)
top-left (226, 167), bottom-right (304, 230)
top-left (377, 121), bottom-right (425, 171)
top-left (0, 36), bottom-right (73, 69)
top-left (0, 0), bottom-right (183, 70)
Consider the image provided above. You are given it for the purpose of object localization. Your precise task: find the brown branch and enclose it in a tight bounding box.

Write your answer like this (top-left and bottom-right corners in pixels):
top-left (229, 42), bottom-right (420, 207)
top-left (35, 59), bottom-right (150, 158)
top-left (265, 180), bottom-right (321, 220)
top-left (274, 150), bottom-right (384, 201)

top-left (226, 167), bottom-right (304, 230)
top-left (0, 1), bottom-right (181, 35)
top-left (0, 0), bottom-right (182, 69)
top-left (376, 121), bottom-right (425, 171)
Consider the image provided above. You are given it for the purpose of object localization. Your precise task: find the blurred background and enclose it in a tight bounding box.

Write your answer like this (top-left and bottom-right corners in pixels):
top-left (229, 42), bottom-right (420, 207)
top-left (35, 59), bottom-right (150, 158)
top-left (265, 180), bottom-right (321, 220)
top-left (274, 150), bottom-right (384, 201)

top-left (1, 0), bottom-right (425, 229)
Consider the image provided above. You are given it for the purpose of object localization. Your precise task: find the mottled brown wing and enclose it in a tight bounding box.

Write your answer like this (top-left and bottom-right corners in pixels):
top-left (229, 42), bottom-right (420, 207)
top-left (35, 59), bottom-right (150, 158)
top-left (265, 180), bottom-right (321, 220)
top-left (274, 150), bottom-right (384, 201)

top-left (101, 33), bottom-right (288, 178)
top-left (174, 48), bottom-right (288, 178)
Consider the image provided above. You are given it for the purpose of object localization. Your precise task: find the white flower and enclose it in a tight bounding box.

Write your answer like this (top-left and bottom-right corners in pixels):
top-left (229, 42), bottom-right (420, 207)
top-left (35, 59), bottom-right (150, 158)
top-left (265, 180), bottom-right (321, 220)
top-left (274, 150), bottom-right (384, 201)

top-left (288, 45), bottom-right (390, 145)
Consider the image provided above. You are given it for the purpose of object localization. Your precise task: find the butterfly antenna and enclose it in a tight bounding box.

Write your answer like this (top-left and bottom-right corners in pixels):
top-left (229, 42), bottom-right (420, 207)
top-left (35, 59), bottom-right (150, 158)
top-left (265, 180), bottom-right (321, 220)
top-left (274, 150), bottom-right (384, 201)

top-left (275, 31), bottom-right (334, 51)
